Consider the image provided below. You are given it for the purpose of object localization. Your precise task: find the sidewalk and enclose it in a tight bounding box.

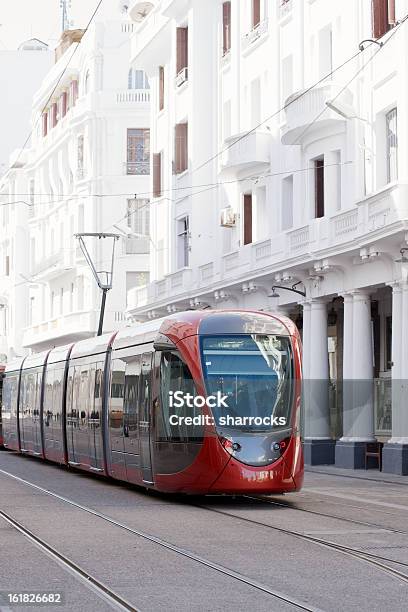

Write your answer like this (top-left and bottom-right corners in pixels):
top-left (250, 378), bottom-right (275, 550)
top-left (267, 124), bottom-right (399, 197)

top-left (305, 464), bottom-right (408, 485)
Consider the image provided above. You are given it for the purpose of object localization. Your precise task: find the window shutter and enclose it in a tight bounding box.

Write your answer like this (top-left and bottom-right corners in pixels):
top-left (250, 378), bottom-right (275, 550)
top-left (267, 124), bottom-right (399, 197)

top-left (243, 194), bottom-right (253, 245)
top-left (159, 66), bottom-right (165, 111)
top-left (315, 159), bottom-right (325, 218)
top-left (252, 0), bottom-right (261, 28)
top-left (388, 0), bottom-right (396, 24)
top-left (61, 91), bottom-right (67, 117)
top-left (42, 112), bottom-right (48, 137)
top-left (223, 2), bottom-right (231, 53)
top-left (153, 153), bottom-right (162, 197)
top-left (372, 0), bottom-right (388, 38)
top-left (175, 123), bottom-right (188, 174)
top-left (71, 79), bottom-right (78, 104)
top-left (176, 27), bottom-right (188, 74)
top-left (51, 102), bottom-right (58, 127)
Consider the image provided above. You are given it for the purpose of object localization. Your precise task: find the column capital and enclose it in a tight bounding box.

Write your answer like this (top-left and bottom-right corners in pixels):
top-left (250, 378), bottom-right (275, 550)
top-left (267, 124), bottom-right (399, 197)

top-left (386, 281), bottom-right (402, 293)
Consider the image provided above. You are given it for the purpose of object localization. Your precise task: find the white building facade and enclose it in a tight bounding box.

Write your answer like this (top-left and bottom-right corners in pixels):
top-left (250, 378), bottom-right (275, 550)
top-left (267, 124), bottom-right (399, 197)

top-left (20, 20), bottom-right (151, 352)
top-left (128, 0), bottom-right (408, 474)
top-left (0, 18), bottom-right (152, 362)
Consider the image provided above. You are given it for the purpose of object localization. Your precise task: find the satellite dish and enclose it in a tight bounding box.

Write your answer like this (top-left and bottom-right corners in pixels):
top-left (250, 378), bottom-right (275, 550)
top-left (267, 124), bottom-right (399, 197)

top-left (129, 1), bottom-right (154, 22)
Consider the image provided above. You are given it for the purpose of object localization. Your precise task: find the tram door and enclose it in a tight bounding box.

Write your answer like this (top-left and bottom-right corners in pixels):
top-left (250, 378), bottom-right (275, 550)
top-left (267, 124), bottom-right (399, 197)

top-left (139, 352), bottom-right (153, 483)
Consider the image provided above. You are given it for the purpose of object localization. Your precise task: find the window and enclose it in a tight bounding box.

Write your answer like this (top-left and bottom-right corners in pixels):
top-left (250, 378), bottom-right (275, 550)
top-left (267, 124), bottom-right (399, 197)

top-left (251, 78), bottom-right (261, 127)
top-left (176, 27), bottom-right (188, 77)
top-left (242, 194), bottom-right (253, 245)
top-left (127, 198), bottom-right (150, 235)
top-left (386, 107), bottom-right (398, 183)
top-left (70, 282), bottom-right (74, 311)
top-left (159, 66), bottom-right (165, 111)
top-left (77, 135), bottom-right (84, 172)
top-left (60, 91), bottom-right (67, 118)
top-left (177, 216), bottom-right (190, 268)
top-left (126, 128), bottom-right (150, 175)
top-left (252, 0), bottom-right (261, 28)
top-left (223, 100), bottom-right (232, 140)
top-left (158, 351), bottom-right (202, 442)
top-left (42, 113), bottom-right (48, 137)
top-left (5, 255), bottom-right (9, 277)
top-left (29, 179), bottom-right (35, 206)
top-left (70, 80), bottom-right (78, 105)
top-left (281, 55), bottom-right (293, 103)
top-left (372, 0), bottom-right (395, 39)
top-left (51, 103), bottom-right (58, 128)
top-left (282, 175), bottom-right (293, 230)
top-left (128, 69), bottom-right (149, 89)
top-left (318, 25), bottom-right (332, 80)
top-left (60, 287), bottom-right (64, 315)
top-left (223, 2), bottom-right (231, 54)
top-left (153, 152), bottom-right (162, 198)
top-left (314, 157), bottom-right (325, 218)
top-left (50, 291), bottom-right (55, 318)
top-left (174, 122), bottom-right (188, 174)
top-left (84, 70), bottom-right (90, 94)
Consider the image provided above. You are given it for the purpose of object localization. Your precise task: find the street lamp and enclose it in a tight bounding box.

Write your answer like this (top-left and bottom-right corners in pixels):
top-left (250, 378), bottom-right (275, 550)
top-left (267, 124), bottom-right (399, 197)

top-left (269, 281), bottom-right (306, 299)
top-left (75, 232), bottom-right (120, 336)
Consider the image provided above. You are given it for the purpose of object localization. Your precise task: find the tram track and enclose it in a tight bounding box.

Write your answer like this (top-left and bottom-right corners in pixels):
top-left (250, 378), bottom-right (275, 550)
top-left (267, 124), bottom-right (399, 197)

top-left (244, 494), bottom-right (408, 536)
top-left (192, 502), bottom-right (408, 585)
top-left (2, 462), bottom-right (408, 605)
top-left (0, 509), bottom-right (137, 612)
top-left (0, 468), bottom-right (318, 612)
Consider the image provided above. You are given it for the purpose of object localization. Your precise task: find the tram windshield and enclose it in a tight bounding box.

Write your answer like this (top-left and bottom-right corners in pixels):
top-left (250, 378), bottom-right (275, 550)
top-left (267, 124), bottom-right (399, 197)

top-left (200, 335), bottom-right (293, 432)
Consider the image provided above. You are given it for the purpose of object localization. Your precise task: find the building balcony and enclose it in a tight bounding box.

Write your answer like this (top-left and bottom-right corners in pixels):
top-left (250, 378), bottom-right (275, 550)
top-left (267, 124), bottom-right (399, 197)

top-left (30, 250), bottom-right (66, 280)
top-left (130, 6), bottom-right (171, 70)
top-left (23, 309), bottom-right (99, 350)
top-left (124, 160), bottom-right (150, 175)
top-left (281, 82), bottom-right (354, 144)
top-left (242, 20), bottom-right (269, 51)
top-left (221, 130), bottom-right (271, 172)
top-left (116, 89), bottom-right (150, 104)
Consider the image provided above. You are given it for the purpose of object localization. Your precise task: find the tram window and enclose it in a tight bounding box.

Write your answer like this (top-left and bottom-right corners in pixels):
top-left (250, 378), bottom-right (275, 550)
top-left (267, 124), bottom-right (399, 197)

top-left (123, 357), bottom-right (141, 441)
top-left (44, 369), bottom-right (54, 427)
top-left (110, 360), bottom-right (125, 432)
top-left (201, 335), bottom-right (293, 432)
top-left (158, 351), bottom-right (203, 442)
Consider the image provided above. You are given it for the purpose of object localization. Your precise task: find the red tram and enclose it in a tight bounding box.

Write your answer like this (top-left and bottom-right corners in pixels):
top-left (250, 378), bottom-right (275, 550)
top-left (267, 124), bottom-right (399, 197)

top-left (0, 310), bottom-right (303, 494)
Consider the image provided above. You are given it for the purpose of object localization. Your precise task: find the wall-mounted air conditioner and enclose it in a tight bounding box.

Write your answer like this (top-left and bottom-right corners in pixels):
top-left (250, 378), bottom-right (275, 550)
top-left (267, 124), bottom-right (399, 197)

top-left (220, 207), bottom-right (237, 227)
top-left (175, 67), bottom-right (188, 87)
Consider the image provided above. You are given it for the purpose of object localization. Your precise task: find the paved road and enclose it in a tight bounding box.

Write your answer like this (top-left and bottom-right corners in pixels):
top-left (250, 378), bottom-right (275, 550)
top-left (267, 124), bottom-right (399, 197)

top-left (0, 450), bottom-right (407, 612)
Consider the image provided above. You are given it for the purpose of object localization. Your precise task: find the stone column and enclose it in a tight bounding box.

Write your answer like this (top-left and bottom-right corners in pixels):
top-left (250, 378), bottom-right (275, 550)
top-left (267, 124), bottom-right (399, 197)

top-left (335, 291), bottom-right (375, 468)
top-left (303, 299), bottom-right (335, 464)
top-left (383, 282), bottom-right (408, 474)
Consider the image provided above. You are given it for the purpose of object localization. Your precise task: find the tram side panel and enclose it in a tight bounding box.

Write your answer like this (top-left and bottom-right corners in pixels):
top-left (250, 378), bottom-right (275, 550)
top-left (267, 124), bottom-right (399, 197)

top-left (2, 370), bottom-right (21, 451)
top-left (66, 356), bottom-right (105, 473)
top-left (43, 364), bottom-right (66, 464)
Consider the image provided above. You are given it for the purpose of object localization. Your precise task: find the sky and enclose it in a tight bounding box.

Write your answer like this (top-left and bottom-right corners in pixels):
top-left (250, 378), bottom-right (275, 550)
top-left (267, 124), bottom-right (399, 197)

top-left (0, 1), bottom-right (126, 50)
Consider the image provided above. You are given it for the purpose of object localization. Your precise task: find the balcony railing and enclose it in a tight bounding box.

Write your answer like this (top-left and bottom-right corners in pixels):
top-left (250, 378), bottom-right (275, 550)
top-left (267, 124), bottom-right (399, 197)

top-left (279, 0), bottom-right (292, 19)
top-left (30, 251), bottom-right (63, 276)
top-left (116, 89), bottom-right (150, 104)
top-left (242, 20), bottom-right (268, 49)
top-left (125, 160), bottom-right (150, 175)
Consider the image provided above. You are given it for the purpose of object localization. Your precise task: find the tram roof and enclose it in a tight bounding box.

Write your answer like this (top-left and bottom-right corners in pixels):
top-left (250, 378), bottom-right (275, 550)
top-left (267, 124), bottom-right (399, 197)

top-left (4, 356), bottom-right (27, 374)
top-left (21, 350), bottom-right (49, 371)
top-left (47, 343), bottom-right (75, 366)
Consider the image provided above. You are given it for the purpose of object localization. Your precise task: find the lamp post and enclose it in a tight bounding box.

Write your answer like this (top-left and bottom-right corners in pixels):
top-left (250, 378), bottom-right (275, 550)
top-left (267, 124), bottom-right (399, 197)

top-left (75, 232), bottom-right (120, 336)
